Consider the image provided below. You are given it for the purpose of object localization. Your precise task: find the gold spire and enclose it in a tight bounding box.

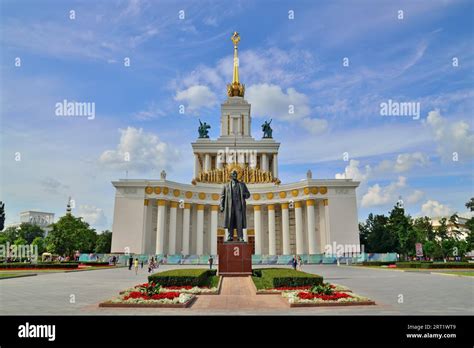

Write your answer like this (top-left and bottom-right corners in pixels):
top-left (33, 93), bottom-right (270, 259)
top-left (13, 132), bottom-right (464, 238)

top-left (227, 32), bottom-right (245, 97)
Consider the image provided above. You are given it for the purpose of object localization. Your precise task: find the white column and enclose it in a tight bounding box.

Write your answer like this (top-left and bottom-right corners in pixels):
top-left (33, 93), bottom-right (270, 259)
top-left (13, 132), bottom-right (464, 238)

top-left (156, 200), bottom-right (166, 254)
top-left (210, 206), bottom-right (218, 255)
top-left (281, 203), bottom-right (290, 254)
top-left (254, 205), bottom-right (262, 254)
top-left (168, 202), bottom-right (177, 254)
top-left (194, 154), bottom-right (200, 178)
top-left (295, 201), bottom-right (304, 254)
top-left (261, 154), bottom-right (268, 171)
top-left (273, 154), bottom-right (278, 178)
top-left (141, 199), bottom-right (150, 253)
top-left (216, 152), bottom-right (223, 169)
top-left (243, 228), bottom-right (248, 242)
top-left (182, 203), bottom-right (191, 254)
top-left (268, 205), bottom-right (276, 255)
top-left (196, 204), bottom-right (204, 255)
top-left (306, 199), bottom-right (317, 254)
top-left (319, 199), bottom-right (330, 253)
top-left (204, 154), bottom-right (211, 171)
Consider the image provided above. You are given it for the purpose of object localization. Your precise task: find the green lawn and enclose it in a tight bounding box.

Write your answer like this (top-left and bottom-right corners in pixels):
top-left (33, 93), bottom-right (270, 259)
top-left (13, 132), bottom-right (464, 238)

top-left (251, 268), bottom-right (323, 290)
top-left (0, 273), bottom-right (36, 279)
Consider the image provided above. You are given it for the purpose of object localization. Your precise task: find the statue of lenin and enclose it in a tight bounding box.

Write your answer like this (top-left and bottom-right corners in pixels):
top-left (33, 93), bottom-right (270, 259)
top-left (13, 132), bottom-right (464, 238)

top-left (220, 170), bottom-right (251, 242)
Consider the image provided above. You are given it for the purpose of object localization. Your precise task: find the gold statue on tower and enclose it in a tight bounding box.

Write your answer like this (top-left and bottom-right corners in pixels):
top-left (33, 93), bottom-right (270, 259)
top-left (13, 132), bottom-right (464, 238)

top-left (227, 32), bottom-right (245, 97)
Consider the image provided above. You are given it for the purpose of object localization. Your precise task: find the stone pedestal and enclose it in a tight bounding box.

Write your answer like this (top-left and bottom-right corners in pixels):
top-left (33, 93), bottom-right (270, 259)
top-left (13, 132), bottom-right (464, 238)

top-left (218, 242), bottom-right (252, 276)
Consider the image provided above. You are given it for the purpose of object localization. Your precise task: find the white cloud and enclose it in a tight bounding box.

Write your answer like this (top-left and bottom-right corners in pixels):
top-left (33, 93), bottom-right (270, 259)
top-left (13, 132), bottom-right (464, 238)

top-left (297, 117), bottom-right (328, 135)
top-left (406, 190), bottom-right (424, 204)
top-left (132, 101), bottom-right (166, 120)
top-left (99, 127), bottom-right (179, 172)
top-left (174, 85), bottom-right (217, 112)
top-left (77, 205), bottom-right (107, 229)
top-left (421, 200), bottom-right (452, 217)
top-left (335, 159), bottom-right (371, 182)
top-left (361, 176), bottom-right (406, 207)
top-left (425, 109), bottom-right (474, 161)
top-left (376, 152), bottom-right (429, 173)
top-left (246, 84), bottom-right (310, 121)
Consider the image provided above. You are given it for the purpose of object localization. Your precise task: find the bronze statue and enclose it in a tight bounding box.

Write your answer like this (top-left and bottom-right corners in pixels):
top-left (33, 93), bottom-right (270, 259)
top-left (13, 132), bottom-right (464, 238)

top-left (220, 170), bottom-right (250, 242)
top-left (262, 119), bottom-right (273, 138)
top-left (198, 119), bottom-right (211, 138)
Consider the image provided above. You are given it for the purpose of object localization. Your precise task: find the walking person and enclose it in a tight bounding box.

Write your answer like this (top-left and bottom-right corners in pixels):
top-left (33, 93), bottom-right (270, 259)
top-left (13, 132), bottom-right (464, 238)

top-left (134, 258), bottom-right (139, 275)
top-left (291, 255), bottom-right (297, 270)
top-left (297, 256), bottom-right (302, 271)
top-left (208, 255), bottom-right (214, 270)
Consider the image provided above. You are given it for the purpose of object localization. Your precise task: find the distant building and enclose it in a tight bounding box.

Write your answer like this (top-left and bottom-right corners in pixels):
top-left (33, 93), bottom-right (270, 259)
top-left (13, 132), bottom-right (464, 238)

top-left (431, 216), bottom-right (470, 240)
top-left (6, 211), bottom-right (55, 235)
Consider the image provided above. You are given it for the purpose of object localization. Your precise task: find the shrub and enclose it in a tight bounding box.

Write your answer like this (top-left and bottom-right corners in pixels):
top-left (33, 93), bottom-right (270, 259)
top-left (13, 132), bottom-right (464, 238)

top-left (310, 283), bottom-right (334, 295)
top-left (79, 261), bottom-right (110, 266)
top-left (396, 262), bottom-right (474, 269)
top-left (252, 268), bottom-right (323, 289)
top-left (148, 269), bottom-right (213, 286)
top-left (361, 261), bottom-right (396, 266)
top-left (0, 262), bottom-right (79, 269)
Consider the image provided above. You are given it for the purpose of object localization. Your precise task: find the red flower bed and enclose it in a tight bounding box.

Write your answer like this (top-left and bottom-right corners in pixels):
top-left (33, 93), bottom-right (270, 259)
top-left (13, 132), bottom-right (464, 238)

top-left (275, 286), bottom-right (311, 291)
top-left (298, 292), bottom-right (352, 301)
top-left (123, 291), bottom-right (180, 301)
top-left (274, 284), bottom-right (336, 291)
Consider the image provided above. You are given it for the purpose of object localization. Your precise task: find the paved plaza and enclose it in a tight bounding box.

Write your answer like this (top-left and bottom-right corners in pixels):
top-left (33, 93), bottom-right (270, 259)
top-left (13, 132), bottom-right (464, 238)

top-left (0, 265), bottom-right (472, 315)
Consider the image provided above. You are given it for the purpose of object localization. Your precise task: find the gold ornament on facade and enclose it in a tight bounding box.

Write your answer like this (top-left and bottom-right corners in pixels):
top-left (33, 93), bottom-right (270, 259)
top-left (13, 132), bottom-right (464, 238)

top-left (303, 187), bottom-right (310, 195)
top-left (185, 191), bottom-right (193, 199)
top-left (253, 193), bottom-right (261, 201)
top-left (154, 187), bottom-right (161, 194)
top-left (212, 193), bottom-right (220, 201)
top-left (195, 163), bottom-right (277, 184)
top-left (173, 189), bottom-right (180, 197)
top-left (163, 187), bottom-right (169, 195)
top-left (291, 189), bottom-right (299, 197)
top-left (320, 187), bottom-right (327, 194)
top-left (266, 192), bottom-right (274, 199)
top-left (198, 192), bottom-right (206, 200)
top-left (311, 187), bottom-right (318, 194)
top-left (279, 191), bottom-right (287, 199)
top-left (145, 186), bottom-right (153, 194)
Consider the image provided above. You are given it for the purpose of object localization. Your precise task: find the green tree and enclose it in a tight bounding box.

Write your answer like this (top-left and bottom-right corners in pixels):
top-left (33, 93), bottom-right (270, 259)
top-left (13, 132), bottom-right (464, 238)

top-left (31, 236), bottom-right (46, 255)
top-left (465, 197), bottom-right (474, 212)
top-left (361, 213), bottom-right (396, 253)
top-left (412, 217), bottom-right (435, 242)
top-left (1, 226), bottom-right (20, 243)
top-left (94, 230), bottom-right (112, 253)
top-left (18, 223), bottom-right (45, 244)
top-left (387, 205), bottom-right (413, 258)
top-left (358, 222), bottom-right (369, 249)
top-left (45, 214), bottom-right (98, 257)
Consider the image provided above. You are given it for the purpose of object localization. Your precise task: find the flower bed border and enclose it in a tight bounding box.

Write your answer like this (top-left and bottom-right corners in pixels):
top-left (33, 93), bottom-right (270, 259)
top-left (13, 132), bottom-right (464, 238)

top-left (98, 295), bottom-right (196, 308)
top-left (288, 299), bottom-right (375, 307)
top-left (250, 279), bottom-right (351, 295)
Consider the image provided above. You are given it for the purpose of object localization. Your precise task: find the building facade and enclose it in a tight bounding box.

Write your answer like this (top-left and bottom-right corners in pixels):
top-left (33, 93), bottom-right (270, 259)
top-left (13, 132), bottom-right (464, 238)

top-left (6, 211), bottom-right (55, 235)
top-left (111, 33), bottom-right (360, 256)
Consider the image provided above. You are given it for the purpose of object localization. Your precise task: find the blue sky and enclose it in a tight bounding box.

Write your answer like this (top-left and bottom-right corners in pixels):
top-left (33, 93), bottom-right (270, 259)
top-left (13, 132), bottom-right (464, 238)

top-left (1, 0), bottom-right (473, 231)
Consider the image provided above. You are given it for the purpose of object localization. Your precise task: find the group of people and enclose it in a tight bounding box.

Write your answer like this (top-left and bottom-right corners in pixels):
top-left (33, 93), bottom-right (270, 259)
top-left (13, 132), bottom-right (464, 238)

top-left (291, 255), bottom-right (303, 271)
top-left (128, 256), bottom-right (159, 275)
